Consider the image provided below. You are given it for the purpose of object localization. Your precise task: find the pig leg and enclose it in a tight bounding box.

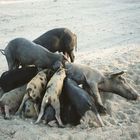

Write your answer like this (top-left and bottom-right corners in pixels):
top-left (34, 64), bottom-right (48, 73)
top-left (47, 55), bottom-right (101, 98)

top-left (0, 107), bottom-right (2, 114)
top-left (52, 100), bottom-right (64, 128)
top-left (16, 93), bottom-right (29, 115)
top-left (83, 83), bottom-right (106, 114)
top-left (35, 99), bottom-right (46, 124)
top-left (0, 88), bottom-right (4, 98)
top-left (34, 103), bottom-right (39, 116)
top-left (5, 54), bottom-right (17, 70)
top-left (80, 110), bottom-right (104, 128)
top-left (88, 82), bottom-right (106, 114)
top-left (0, 106), bottom-right (4, 116)
top-left (90, 106), bottom-right (104, 127)
top-left (4, 105), bottom-right (10, 119)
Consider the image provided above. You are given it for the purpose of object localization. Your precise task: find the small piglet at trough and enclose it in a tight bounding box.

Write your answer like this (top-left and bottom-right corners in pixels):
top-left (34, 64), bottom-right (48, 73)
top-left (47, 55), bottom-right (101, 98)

top-left (16, 69), bottom-right (53, 116)
top-left (23, 99), bottom-right (55, 124)
top-left (35, 68), bottom-right (66, 127)
top-left (65, 63), bottom-right (139, 113)
top-left (33, 28), bottom-right (77, 62)
top-left (0, 66), bottom-right (38, 93)
top-left (22, 99), bottom-right (37, 119)
top-left (63, 78), bottom-right (104, 127)
top-left (0, 85), bottom-right (26, 119)
top-left (2, 38), bottom-right (67, 70)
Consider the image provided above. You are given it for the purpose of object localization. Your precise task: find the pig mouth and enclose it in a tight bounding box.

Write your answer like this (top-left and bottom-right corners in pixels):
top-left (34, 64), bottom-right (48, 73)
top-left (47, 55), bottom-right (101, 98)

top-left (131, 92), bottom-right (139, 100)
top-left (124, 90), bottom-right (138, 100)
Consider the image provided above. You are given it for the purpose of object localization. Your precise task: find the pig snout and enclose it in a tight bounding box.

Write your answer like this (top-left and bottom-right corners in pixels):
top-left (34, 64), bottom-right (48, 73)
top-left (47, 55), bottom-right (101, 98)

top-left (129, 88), bottom-right (139, 100)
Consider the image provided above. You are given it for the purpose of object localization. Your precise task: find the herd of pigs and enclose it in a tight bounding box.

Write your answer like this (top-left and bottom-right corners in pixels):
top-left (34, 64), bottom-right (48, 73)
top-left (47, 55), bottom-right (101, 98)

top-left (0, 28), bottom-right (139, 128)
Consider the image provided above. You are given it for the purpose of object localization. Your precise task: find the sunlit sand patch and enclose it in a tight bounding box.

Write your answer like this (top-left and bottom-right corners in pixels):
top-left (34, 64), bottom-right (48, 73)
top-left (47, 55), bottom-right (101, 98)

top-left (0, 0), bottom-right (37, 4)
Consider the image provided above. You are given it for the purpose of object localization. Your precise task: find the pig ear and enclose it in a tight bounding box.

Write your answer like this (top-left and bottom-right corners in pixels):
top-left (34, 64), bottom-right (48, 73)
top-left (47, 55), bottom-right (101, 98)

top-left (110, 71), bottom-right (125, 78)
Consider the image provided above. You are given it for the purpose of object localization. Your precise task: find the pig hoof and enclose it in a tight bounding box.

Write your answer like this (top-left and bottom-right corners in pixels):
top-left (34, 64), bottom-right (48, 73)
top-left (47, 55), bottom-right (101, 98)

top-left (4, 116), bottom-right (11, 120)
top-left (48, 120), bottom-right (57, 127)
top-left (34, 121), bottom-right (40, 124)
top-left (58, 124), bottom-right (65, 128)
top-left (15, 112), bottom-right (22, 118)
top-left (15, 111), bottom-right (20, 116)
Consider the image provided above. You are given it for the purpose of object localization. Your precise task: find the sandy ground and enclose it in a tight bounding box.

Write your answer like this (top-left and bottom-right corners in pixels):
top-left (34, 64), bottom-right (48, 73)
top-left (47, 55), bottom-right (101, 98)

top-left (0, 0), bottom-right (140, 139)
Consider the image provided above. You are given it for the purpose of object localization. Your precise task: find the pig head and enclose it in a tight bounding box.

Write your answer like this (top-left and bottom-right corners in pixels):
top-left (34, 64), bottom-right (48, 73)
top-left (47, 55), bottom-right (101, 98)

top-left (98, 71), bottom-right (139, 100)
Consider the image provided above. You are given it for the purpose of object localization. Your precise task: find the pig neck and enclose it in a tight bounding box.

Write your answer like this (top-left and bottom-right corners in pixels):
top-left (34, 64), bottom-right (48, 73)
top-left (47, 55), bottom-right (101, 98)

top-left (98, 77), bottom-right (116, 93)
top-left (47, 51), bottom-right (60, 59)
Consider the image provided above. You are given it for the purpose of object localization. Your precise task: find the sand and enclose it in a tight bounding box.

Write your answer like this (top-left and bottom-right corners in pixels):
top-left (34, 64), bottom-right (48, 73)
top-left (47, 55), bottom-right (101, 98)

top-left (0, 0), bottom-right (140, 139)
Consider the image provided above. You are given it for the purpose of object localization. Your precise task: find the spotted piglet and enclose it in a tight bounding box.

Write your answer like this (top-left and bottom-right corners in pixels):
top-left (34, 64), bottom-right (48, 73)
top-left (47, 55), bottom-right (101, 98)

top-left (16, 69), bottom-right (53, 116)
top-left (35, 68), bottom-right (66, 127)
top-left (0, 85), bottom-right (26, 119)
top-left (23, 99), bottom-right (56, 125)
top-left (23, 99), bottom-right (37, 119)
